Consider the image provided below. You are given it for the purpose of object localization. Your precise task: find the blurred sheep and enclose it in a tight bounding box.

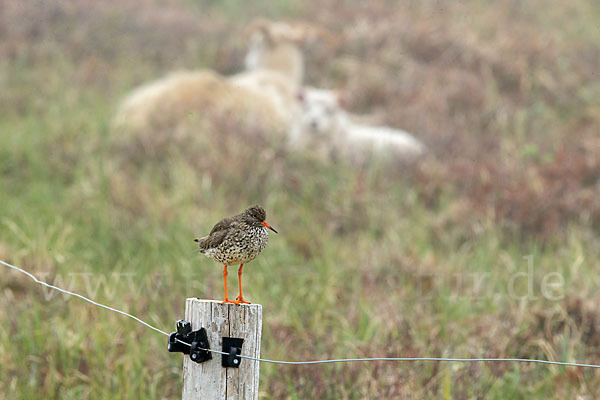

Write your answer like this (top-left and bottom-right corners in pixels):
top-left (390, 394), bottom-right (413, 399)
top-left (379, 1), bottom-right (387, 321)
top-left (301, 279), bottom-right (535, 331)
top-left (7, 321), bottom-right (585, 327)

top-left (289, 87), bottom-right (426, 163)
top-left (112, 20), bottom-right (319, 141)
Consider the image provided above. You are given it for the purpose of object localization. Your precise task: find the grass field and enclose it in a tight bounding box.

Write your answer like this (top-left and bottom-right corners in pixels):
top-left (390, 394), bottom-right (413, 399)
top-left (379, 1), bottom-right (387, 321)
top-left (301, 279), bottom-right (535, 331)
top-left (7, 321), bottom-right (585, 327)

top-left (1, 0), bottom-right (600, 398)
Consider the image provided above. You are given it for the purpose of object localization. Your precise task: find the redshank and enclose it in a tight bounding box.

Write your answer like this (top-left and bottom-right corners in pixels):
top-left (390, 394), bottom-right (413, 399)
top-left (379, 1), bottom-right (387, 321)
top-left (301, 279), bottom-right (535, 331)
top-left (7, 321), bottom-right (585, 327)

top-left (194, 205), bottom-right (278, 305)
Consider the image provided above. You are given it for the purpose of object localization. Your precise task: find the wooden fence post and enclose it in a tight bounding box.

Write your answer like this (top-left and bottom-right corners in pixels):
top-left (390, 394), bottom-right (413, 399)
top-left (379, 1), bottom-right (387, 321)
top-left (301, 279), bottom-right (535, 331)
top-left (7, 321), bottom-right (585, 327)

top-left (182, 299), bottom-right (262, 400)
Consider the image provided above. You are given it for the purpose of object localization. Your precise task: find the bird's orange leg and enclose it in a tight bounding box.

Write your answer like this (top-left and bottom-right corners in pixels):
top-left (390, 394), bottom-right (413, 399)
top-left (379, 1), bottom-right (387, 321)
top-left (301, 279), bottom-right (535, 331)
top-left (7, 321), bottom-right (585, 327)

top-left (222, 265), bottom-right (240, 305)
top-left (236, 264), bottom-right (251, 304)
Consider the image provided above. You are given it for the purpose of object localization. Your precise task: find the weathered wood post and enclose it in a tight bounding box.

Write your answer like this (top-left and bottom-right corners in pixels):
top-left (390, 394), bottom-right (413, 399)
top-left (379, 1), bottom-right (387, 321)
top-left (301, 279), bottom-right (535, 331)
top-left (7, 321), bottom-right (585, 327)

top-left (182, 299), bottom-right (262, 400)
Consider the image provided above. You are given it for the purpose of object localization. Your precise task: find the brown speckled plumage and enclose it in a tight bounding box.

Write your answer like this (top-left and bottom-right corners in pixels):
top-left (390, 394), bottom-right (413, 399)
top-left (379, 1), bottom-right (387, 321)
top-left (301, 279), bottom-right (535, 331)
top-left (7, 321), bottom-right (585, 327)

top-left (194, 205), bottom-right (277, 304)
top-left (195, 205), bottom-right (272, 264)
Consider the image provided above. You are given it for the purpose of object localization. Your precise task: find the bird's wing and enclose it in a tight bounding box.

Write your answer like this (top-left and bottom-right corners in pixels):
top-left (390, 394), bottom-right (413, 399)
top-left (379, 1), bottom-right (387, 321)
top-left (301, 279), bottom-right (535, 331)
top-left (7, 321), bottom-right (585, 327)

top-left (209, 216), bottom-right (235, 235)
top-left (200, 229), bottom-right (229, 249)
top-left (197, 212), bottom-right (243, 249)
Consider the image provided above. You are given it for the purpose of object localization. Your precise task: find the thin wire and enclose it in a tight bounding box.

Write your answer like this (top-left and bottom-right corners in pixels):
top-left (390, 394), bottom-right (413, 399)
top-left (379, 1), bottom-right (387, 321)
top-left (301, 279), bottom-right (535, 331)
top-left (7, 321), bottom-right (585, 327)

top-left (0, 258), bottom-right (170, 338)
top-left (236, 355), bottom-right (600, 368)
top-left (3, 258), bottom-right (600, 369)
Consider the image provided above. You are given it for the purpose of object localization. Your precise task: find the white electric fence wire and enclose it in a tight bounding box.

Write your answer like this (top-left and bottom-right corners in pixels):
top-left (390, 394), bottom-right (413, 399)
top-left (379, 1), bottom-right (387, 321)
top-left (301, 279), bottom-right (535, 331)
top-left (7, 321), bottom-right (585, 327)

top-left (3, 259), bottom-right (600, 368)
top-left (0, 259), bottom-right (169, 337)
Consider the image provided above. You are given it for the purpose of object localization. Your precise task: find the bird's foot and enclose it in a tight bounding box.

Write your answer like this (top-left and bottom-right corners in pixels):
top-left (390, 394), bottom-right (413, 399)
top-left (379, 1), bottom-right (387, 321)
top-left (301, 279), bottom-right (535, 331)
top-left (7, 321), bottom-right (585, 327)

top-left (236, 296), bottom-right (251, 304)
top-left (222, 298), bottom-right (240, 305)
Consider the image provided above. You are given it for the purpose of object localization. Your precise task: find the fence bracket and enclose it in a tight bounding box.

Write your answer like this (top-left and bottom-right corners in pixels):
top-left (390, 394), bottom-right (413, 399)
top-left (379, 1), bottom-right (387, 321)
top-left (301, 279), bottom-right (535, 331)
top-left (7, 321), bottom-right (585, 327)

top-left (222, 337), bottom-right (244, 368)
top-left (168, 320), bottom-right (212, 364)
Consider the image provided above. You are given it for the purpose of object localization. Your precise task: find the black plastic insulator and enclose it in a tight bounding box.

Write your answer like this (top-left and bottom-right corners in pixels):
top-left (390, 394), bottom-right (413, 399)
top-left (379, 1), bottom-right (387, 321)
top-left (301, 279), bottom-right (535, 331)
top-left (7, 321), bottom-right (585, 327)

top-left (167, 320), bottom-right (212, 364)
top-left (222, 337), bottom-right (244, 368)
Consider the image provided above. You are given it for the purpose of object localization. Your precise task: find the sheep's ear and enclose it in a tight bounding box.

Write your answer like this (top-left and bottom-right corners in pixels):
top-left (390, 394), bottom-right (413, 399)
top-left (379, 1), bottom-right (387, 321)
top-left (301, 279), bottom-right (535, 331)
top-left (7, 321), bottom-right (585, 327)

top-left (246, 19), bottom-right (265, 35)
top-left (296, 88), bottom-right (306, 102)
top-left (246, 18), bottom-right (274, 44)
top-left (335, 90), bottom-right (347, 109)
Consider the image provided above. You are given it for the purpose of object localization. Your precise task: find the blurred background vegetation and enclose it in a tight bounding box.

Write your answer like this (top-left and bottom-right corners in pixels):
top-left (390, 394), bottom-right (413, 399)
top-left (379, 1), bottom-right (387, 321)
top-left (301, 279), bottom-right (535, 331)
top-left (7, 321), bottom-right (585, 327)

top-left (1, 0), bottom-right (600, 398)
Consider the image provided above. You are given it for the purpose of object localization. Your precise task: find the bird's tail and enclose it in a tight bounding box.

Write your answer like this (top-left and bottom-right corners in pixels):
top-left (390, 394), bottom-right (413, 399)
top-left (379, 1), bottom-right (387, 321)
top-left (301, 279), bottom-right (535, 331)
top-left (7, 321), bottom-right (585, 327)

top-left (194, 237), bottom-right (208, 252)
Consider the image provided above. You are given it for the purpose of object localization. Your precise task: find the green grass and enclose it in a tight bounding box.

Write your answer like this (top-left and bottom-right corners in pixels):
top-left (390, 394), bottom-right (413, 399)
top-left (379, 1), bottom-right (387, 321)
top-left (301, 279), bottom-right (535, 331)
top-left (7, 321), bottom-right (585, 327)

top-left (2, 0), bottom-right (600, 399)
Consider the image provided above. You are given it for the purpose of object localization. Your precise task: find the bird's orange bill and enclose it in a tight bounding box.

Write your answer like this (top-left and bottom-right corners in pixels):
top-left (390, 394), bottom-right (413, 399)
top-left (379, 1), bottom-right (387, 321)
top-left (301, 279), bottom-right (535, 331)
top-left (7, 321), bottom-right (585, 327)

top-left (261, 221), bottom-right (278, 233)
